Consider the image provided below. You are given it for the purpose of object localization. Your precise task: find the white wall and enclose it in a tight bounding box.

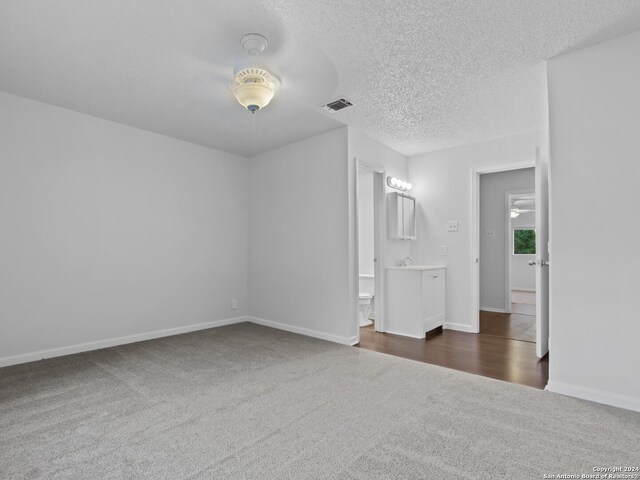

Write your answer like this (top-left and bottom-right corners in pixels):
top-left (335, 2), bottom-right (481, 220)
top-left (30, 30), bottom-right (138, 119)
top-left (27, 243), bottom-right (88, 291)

top-left (510, 211), bottom-right (536, 292)
top-left (0, 101), bottom-right (406, 359)
top-left (357, 168), bottom-right (375, 275)
top-left (408, 131), bottom-right (544, 331)
top-left (349, 128), bottom-right (411, 268)
top-left (0, 92), bottom-right (249, 364)
top-left (547, 30), bottom-right (640, 411)
top-left (248, 127), bottom-right (352, 343)
top-left (479, 168), bottom-right (534, 309)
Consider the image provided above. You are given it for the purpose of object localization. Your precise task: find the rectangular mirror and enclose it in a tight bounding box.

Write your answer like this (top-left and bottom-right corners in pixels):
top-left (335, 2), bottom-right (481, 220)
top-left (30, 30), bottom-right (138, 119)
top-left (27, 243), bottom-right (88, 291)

top-left (402, 195), bottom-right (416, 238)
top-left (388, 192), bottom-right (416, 240)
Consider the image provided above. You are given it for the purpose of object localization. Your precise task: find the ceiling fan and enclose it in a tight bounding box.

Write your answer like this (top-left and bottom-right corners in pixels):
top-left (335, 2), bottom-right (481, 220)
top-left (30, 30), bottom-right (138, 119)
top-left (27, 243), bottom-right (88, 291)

top-left (510, 197), bottom-right (535, 217)
top-left (209, 32), bottom-right (339, 115)
top-left (230, 34), bottom-right (280, 114)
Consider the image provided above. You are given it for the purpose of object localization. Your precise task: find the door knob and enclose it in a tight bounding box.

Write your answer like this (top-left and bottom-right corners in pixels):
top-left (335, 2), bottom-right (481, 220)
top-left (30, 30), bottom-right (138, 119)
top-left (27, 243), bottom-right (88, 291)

top-left (529, 260), bottom-right (549, 267)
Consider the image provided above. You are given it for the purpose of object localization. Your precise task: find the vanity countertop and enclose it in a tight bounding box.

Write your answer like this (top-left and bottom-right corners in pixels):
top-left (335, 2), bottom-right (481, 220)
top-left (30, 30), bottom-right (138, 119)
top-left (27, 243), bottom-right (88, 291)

top-left (387, 265), bottom-right (446, 271)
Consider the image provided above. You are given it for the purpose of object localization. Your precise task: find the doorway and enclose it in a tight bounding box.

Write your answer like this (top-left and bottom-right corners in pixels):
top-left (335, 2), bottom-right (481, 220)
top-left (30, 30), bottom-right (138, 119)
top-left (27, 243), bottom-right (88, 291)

top-left (478, 170), bottom-right (536, 344)
top-left (356, 151), bottom-right (550, 389)
top-left (471, 148), bottom-right (550, 363)
top-left (507, 191), bottom-right (537, 341)
top-left (353, 162), bottom-right (386, 345)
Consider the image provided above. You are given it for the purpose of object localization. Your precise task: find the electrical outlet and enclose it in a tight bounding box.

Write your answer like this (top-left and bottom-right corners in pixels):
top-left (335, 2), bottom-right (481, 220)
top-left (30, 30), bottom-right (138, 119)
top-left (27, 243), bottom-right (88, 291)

top-left (232, 299), bottom-right (238, 310)
top-left (440, 245), bottom-right (448, 256)
top-left (487, 231), bottom-right (496, 237)
top-left (446, 221), bottom-right (459, 232)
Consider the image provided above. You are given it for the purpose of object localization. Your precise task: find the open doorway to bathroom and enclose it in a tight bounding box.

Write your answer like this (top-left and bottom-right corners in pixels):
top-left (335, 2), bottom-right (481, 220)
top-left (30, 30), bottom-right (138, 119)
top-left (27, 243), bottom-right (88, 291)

top-left (478, 169), bottom-right (536, 343)
top-left (357, 151), bottom-right (549, 389)
top-left (357, 166), bottom-right (375, 328)
top-left (355, 163), bottom-right (386, 344)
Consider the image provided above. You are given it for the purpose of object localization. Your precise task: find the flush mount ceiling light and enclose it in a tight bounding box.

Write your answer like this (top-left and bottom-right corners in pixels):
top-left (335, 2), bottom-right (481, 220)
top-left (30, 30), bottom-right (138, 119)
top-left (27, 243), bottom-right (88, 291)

top-left (232, 34), bottom-right (279, 114)
top-left (387, 176), bottom-right (412, 191)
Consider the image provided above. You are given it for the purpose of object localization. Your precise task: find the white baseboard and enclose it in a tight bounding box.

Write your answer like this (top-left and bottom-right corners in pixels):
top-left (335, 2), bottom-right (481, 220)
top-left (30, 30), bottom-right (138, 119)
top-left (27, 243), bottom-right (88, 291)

top-left (384, 329), bottom-right (423, 339)
top-left (546, 380), bottom-right (640, 413)
top-left (348, 336), bottom-right (359, 346)
top-left (0, 316), bottom-right (249, 368)
top-left (479, 307), bottom-right (506, 313)
top-left (512, 287), bottom-right (536, 292)
top-left (247, 316), bottom-right (352, 345)
top-left (444, 322), bottom-right (476, 333)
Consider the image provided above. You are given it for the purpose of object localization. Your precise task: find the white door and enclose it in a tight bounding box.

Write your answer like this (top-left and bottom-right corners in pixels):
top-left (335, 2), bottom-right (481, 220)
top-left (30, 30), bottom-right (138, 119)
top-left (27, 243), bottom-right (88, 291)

top-left (534, 147), bottom-right (550, 358)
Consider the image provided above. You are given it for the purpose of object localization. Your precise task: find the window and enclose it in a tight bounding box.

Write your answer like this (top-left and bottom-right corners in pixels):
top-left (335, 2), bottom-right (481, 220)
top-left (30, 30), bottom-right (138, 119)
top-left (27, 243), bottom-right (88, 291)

top-left (513, 228), bottom-right (536, 255)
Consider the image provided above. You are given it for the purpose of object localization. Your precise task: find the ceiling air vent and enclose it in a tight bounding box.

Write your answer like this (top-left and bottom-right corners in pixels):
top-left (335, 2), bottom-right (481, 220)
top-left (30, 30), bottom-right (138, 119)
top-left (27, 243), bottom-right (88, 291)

top-left (322, 98), bottom-right (353, 112)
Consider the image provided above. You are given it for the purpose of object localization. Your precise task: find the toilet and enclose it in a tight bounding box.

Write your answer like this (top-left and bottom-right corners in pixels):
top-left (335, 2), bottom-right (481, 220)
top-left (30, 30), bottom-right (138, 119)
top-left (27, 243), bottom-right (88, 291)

top-left (358, 293), bottom-right (373, 327)
top-left (358, 274), bottom-right (375, 327)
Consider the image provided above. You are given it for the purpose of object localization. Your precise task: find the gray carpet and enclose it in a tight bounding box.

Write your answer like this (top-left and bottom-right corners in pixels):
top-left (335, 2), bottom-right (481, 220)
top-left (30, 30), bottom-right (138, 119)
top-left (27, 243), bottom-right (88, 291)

top-left (1, 323), bottom-right (638, 480)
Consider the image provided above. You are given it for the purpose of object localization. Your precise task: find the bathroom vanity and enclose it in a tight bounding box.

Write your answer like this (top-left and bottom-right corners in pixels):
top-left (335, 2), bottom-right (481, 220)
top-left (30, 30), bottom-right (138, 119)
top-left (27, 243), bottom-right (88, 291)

top-left (385, 266), bottom-right (446, 338)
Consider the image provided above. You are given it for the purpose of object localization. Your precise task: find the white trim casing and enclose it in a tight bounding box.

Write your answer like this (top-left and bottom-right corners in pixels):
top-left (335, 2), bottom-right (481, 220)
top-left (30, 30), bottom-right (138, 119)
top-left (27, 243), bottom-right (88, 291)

top-left (372, 169), bottom-right (387, 333)
top-left (349, 156), bottom-right (360, 346)
top-left (354, 159), bottom-right (387, 342)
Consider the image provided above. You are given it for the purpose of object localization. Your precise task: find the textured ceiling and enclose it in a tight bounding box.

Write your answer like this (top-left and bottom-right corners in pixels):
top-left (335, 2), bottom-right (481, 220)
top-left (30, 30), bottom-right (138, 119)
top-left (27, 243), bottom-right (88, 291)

top-left (2, 1), bottom-right (640, 157)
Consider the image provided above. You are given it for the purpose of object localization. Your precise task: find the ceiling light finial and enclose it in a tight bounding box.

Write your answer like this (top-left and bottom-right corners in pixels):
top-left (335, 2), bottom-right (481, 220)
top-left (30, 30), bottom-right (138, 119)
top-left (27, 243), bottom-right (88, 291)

top-left (240, 34), bottom-right (268, 56)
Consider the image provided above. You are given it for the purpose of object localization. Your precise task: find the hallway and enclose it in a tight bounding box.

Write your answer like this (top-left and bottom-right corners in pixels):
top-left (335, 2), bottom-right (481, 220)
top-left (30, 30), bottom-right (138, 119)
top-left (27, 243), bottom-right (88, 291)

top-left (479, 289), bottom-right (536, 343)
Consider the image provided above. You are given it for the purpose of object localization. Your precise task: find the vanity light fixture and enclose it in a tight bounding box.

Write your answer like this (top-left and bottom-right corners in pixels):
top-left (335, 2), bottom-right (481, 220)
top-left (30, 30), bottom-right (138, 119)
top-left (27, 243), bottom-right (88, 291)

top-left (387, 176), bottom-right (412, 192)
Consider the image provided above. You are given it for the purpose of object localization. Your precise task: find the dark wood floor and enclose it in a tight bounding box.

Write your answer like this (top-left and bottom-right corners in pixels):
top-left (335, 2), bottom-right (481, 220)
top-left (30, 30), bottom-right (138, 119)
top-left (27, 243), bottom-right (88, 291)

top-left (357, 316), bottom-right (548, 389)
top-left (479, 291), bottom-right (536, 343)
top-left (479, 310), bottom-right (536, 343)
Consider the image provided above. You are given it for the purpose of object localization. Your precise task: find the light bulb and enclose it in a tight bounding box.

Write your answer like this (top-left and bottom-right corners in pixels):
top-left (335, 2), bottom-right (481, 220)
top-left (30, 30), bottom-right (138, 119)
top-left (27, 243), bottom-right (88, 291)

top-left (406, 183), bottom-right (413, 190)
top-left (390, 177), bottom-right (398, 186)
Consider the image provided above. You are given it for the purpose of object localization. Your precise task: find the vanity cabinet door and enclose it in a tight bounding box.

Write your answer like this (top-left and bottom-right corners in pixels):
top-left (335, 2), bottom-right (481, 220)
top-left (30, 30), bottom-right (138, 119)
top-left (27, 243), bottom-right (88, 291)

top-left (386, 269), bottom-right (424, 338)
top-left (422, 269), bottom-right (446, 333)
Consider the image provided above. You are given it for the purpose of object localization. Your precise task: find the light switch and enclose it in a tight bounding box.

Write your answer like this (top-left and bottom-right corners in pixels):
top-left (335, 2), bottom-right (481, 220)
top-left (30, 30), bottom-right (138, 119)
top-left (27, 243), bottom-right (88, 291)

top-left (446, 221), bottom-right (459, 232)
top-left (440, 245), bottom-right (448, 256)
top-left (487, 231), bottom-right (496, 237)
